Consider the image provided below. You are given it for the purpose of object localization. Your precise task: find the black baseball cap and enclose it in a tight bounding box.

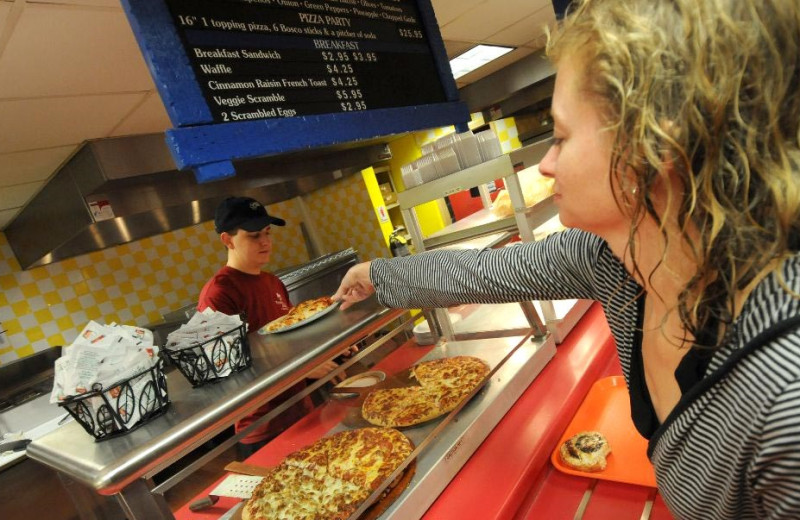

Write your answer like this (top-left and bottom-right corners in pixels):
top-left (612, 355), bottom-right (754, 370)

top-left (214, 197), bottom-right (286, 234)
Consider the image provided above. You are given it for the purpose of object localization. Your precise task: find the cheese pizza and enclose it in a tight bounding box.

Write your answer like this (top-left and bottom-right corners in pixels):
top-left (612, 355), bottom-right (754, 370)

top-left (262, 296), bottom-right (337, 333)
top-left (362, 356), bottom-right (490, 428)
top-left (242, 427), bottom-right (414, 520)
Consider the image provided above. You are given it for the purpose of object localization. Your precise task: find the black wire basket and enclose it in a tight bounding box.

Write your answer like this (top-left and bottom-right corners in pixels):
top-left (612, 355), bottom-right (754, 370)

top-left (162, 323), bottom-right (251, 387)
top-left (58, 359), bottom-right (170, 441)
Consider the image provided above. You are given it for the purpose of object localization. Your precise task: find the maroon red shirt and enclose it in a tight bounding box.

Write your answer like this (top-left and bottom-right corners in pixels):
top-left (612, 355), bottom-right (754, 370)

top-left (198, 265), bottom-right (312, 445)
top-left (198, 266), bottom-right (292, 333)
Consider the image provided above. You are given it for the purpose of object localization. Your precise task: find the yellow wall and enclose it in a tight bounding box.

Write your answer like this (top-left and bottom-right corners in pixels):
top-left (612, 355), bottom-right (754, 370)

top-left (490, 117), bottom-right (523, 153)
top-left (360, 167), bottom-right (396, 248)
top-left (303, 173), bottom-right (390, 261)
top-left (0, 178), bottom-right (386, 365)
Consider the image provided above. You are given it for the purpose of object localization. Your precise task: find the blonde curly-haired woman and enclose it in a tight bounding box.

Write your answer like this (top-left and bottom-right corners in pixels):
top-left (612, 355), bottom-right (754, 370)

top-left (335, 1), bottom-right (800, 517)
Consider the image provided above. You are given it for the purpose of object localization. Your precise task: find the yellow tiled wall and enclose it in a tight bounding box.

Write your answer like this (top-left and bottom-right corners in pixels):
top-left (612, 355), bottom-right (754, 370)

top-left (261, 198), bottom-right (309, 269)
top-left (490, 117), bottom-right (523, 153)
top-left (304, 173), bottom-right (390, 262)
top-left (415, 125), bottom-right (456, 147)
top-left (0, 186), bottom-right (392, 365)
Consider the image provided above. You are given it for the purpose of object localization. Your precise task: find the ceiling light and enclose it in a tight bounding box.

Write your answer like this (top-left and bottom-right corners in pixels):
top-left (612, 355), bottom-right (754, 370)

top-left (449, 45), bottom-right (515, 79)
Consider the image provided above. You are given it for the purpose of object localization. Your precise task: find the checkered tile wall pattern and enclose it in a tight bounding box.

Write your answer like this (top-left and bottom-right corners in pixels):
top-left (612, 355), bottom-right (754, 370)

top-left (304, 174), bottom-right (390, 262)
top-left (0, 177), bottom-right (387, 365)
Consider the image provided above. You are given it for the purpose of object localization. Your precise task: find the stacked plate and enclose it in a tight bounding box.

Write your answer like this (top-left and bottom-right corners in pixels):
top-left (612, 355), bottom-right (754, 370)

top-left (476, 130), bottom-right (503, 161)
top-left (400, 129), bottom-right (504, 189)
top-left (401, 163), bottom-right (422, 188)
top-left (454, 131), bottom-right (482, 168)
top-left (433, 147), bottom-right (460, 177)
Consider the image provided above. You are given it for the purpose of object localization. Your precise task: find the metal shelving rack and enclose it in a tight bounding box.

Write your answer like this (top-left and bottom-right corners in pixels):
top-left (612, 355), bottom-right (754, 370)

top-left (396, 139), bottom-right (559, 342)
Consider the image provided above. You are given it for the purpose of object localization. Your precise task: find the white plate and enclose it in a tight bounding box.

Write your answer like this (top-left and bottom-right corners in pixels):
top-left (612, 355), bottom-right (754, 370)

top-left (331, 370), bottom-right (387, 399)
top-left (258, 300), bottom-right (341, 334)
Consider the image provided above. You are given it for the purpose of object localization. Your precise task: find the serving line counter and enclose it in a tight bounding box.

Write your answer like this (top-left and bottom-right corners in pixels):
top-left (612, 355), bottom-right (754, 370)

top-left (26, 296), bottom-right (408, 520)
top-left (172, 303), bottom-right (669, 520)
top-left (175, 320), bottom-right (557, 519)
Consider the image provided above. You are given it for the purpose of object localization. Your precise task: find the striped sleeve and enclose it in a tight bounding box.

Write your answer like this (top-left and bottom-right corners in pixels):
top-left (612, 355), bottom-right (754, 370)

top-left (755, 378), bottom-right (800, 518)
top-left (369, 229), bottom-right (607, 309)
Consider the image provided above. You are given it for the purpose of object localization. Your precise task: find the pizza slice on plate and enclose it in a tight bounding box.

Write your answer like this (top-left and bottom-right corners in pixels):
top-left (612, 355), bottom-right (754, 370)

top-left (261, 296), bottom-right (337, 333)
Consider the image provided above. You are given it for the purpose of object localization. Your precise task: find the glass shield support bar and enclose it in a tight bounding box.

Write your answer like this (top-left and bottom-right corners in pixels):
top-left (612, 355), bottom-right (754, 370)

top-left (401, 206), bottom-right (456, 343)
top-left (503, 158), bottom-right (551, 339)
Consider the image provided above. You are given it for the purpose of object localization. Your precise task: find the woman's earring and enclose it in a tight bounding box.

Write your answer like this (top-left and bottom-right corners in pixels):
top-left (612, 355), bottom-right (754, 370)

top-left (631, 185), bottom-right (638, 195)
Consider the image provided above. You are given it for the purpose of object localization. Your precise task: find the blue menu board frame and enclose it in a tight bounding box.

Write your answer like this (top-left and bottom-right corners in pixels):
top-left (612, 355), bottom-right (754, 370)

top-left (120, 0), bottom-right (469, 182)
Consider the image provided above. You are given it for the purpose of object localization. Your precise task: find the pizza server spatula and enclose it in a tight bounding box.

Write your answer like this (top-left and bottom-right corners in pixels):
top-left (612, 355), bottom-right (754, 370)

top-left (188, 471), bottom-right (266, 511)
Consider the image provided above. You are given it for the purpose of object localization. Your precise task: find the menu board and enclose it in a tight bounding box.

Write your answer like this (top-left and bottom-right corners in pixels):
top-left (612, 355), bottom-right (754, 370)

top-left (164, 0), bottom-right (447, 123)
top-left (120, 0), bottom-right (467, 182)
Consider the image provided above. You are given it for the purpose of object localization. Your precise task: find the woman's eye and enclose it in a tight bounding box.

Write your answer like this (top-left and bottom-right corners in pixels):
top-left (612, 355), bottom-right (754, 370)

top-left (552, 137), bottom-right (564, 146)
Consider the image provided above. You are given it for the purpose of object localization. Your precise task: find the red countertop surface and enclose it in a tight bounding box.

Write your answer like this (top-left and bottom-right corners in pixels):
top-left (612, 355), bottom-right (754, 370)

top-left (174, 303), bottom-right (673, 520)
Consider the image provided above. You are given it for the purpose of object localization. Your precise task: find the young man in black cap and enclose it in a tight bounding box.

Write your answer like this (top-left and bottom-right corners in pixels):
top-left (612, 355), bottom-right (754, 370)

top-left (199, 196), bottom-right (292, 333)
top-left (198, 196), bottom-right (339, 455)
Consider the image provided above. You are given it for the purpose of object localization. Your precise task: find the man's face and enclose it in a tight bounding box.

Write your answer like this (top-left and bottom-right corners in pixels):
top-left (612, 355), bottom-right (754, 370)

top-left (222, 225), bottom-right (273, 268)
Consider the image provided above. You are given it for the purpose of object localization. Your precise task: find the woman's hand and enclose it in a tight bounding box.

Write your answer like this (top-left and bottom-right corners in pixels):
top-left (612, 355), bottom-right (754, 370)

top-left (332, 261), bottom-right (374, 310)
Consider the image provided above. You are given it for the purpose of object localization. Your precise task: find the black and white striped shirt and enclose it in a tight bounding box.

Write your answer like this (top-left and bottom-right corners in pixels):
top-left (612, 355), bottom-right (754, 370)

top-left (370, 228), bottom-right (800, 519)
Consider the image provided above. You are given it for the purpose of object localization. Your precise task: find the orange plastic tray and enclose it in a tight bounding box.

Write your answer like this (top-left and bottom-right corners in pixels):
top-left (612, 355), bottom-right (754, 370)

top-left (551, 375), bottom-right (656, 487)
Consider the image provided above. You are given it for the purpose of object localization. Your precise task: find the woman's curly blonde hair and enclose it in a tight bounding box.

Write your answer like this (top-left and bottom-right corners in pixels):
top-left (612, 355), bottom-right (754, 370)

top-left (548, 0), bottom-right (800, 345)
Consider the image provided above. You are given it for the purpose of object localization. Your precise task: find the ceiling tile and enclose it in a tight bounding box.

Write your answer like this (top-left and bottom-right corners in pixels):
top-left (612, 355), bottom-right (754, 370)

top-left (109, 91), bottom-right (173, 137)
top-left (440, 0), bottom-right (552, 43)
top-left (431, 0), bottom-right (485, 27)
top-left (0, 181), bottom-right (42, 209)
top-left (484, 6), bottom-right (554, 47)
top-left (0, 3), bottom-right (154, 99)
top-left (0, 207), bottom-right (20, 229)
top-left (0, 146), bottom-right (76, 186)
top-left (443, 40), bottom-right (474, 60)
top-left (0, 3), bottom-right (9, 28)
top-left (0, 93), bottom-right (145, 153)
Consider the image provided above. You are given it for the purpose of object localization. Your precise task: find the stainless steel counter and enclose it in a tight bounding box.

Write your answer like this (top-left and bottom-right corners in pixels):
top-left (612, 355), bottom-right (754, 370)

top-left (27, 296), bottom-right (404, 518)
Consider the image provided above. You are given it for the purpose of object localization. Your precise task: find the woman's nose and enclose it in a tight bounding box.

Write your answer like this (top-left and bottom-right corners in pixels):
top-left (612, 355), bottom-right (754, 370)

top-left (538, 145), bottom-right (556, 178)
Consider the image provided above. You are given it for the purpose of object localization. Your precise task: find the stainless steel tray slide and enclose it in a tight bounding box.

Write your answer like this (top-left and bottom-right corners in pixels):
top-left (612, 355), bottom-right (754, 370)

top-left (27, 297), bottom-right (402, 503)
top-left (346, 333), bottom-right (557, 519)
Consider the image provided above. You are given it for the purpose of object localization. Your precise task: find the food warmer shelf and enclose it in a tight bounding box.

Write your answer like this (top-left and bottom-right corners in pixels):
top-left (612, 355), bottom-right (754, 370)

top-left (432, 231), bottom-right (516, 251)
top-left (26, 296), bottom-right (407, 520)
top-left (175, 327), bottom-right (556, 520)
top-left (459, 299), bottom-right (592, 345)
top-left (369, 333), bottom-right (556, 519)
top-left (411, 299), bottom-right (589, 348)
top-left (420, 195), bottom-right (556, 250)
